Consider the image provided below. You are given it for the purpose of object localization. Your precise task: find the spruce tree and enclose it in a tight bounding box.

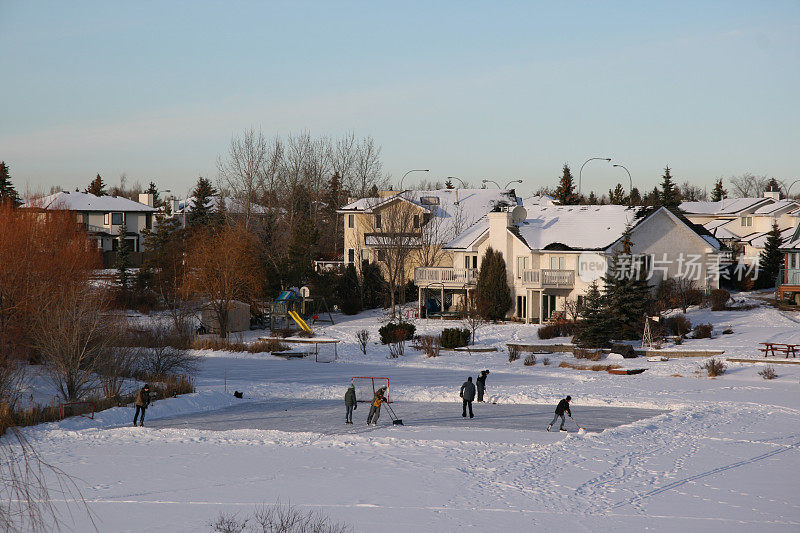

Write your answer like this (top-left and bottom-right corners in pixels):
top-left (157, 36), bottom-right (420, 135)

top-left (659, 166), bottom-right (680, 207)
top-left (574, 282), bottom-right (611, 347)
top-left (146, 181), bottom-right (162, 207)
top-left (587, 191), bottom-right (598, 205)
top-left (86, 174), bottom-right (106, 196)
top-left (0, 161), bottom-right (20, 206)
top-left (608, 183), bottom-right (627, 205)
top-left (115, 221), bottom-right (131, 291)
top-left (187, 177), bottom-right (217, 227)
top-left (445, 178), bottom-right (454, 189)
top-left (711, 178), bottom-right (727, 202)
top-left (554, 164), bottom-right (579, 205)
top-left (601, 227), bottom-right (650, 340)
top-left (757, 222), bottom-right (784, 289)
top-left (475, 247), bottom-right (512, 321)
top-left (628, 187), bottom-right (642, 206)
top-left (765, 178), bottom-right (781, 197)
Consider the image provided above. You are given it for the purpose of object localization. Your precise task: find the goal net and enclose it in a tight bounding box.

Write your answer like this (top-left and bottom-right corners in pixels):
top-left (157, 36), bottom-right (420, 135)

top-left (350, 376), bottom-right (390, 404)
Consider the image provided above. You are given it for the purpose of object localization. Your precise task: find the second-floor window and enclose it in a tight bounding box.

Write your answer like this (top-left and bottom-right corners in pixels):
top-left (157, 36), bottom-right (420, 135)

top-left (377, 249), bottom-right (387, 262)
top-left (740, 216), bottom-right (753, 227)
top-left (550, 256), bottom-right (566, 270)
top-left (413, 214), bottom-right (420, 229)
top-left (347, 249), bottom-right (355, 263)
top-left (105, 212), bottom-right (124, 225)
top-left (374, 214), bottom-right (382, 229)
top-left (464, 255), bottom-right (477, 269)
top-left (347, 214), bottom-right (354, 228)
top-left (516, 256), bottom-right (529, 278)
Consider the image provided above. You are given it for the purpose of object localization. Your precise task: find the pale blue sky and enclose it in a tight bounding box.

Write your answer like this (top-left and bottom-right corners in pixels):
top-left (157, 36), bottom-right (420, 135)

top-left (1, 1), bottom-right (798, 196)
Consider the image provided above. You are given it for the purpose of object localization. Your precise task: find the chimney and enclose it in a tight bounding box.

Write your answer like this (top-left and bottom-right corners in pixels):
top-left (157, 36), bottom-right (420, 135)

top-left (763, 190), bottom-right (781, 201)
top-left (487, 210), bottom-right (512, 257)
top-left (138, 193), bottom-right (155, 207)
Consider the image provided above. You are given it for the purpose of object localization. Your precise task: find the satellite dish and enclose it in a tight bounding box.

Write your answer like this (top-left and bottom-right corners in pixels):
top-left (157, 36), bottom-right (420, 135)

top-left (300, 286), bottom-right (311, 298)
top-left (511, 206), bottom-right (527, 224)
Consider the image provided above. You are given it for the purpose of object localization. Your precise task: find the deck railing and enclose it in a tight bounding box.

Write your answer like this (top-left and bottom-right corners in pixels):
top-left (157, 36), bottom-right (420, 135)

top-left (414, 267), bottom-right (478, 285)
top-left (778, 268), bottom-right (800, 286)
top-left (521, 269), bottom-right (575, 288)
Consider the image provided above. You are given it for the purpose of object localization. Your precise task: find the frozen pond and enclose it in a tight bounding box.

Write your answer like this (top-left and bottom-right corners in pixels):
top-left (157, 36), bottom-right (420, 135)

top-left (148, 399), bottom-right (667, 435)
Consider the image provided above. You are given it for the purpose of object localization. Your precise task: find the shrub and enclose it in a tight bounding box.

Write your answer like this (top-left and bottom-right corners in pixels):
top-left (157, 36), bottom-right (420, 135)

top-left (610, 343), bottom-right (637, 359)
top-left (340, 297), bottom-right (362, 316)
top-left (378, 322), bottom-right (416, 345)
top-left (664, 314), bottom-right (692, 337)
top-left (673, 336), bottom-right (683, 345)
top-left (692, 323), bottom-right (714, 339)
top-left (722, 328), bottom-right (733, 335)
top-left (758, 366), bottom-right (777, 380)
top-left (558, 361), bottom-right (621, 372)
top-left (542, 357), bottom-right (550, 366)
top-left (441, 328), bottom-right (471, 349)
top-left (709, 289), bottom-right (731, 311)
top-left (355, 329), bottom-right (369, 354)
top-left (508, 345), bottom-right (520, 362)
top-left (417, 335), bottom-right (441, 358)
top-left (537, 321), bottom-right (579, 340)
top-left (209, 502), bottom-right (352, 533)
top-left (248, 339), bottom-right (288, 353)
top-left (574, 348), bottom-right (601, 361)
top-left (702, 358), bottom-right (726, 377)
top-left (523, 353), bottom-right (537, 366)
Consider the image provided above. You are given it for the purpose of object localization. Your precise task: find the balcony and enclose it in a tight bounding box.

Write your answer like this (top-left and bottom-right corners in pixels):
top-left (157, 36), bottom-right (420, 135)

top-left (415, 267), bottom-right (477, 287)
top-left (778, 268), bottom-right (800, 287)
top-left (521, 269), bottom-right (575, 289)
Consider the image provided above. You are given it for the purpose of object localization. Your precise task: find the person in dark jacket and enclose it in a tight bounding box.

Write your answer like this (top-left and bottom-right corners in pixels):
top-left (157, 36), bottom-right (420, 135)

top-left (366, 386), bottom-right (386, 426)
top-left (547, 395), bottom-right (571, 432)
top-left (460, 377), bottom-right (476, 418)
top-left (476, 370), bottom-right (490, 402)
top-left (133, 384), bottom-right (150, 427)
top-left (344, 383), bottom-right (357, 424)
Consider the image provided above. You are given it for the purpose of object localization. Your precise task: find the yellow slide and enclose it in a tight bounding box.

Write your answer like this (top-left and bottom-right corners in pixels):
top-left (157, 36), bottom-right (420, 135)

top-left (287, 310), bottom-right (312, 333)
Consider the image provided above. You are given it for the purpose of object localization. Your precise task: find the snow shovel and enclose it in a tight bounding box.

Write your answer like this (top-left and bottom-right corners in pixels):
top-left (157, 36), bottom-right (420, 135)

top-left (570, 416), bottom-right (586, 434)
top-left (385, 403), bottom-right (404, 425)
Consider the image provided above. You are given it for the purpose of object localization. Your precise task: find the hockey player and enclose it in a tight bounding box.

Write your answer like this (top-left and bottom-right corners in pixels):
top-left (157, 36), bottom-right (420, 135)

top-left (366, 386), bottom-right (387, 426)
top-left (547, 395), bottom-right (572, 432)
top-left (133, 384), bottom-right (150, 427)
top-left (476, 369), bottom-right (489, 402)
top-left (460, 376), bottom-right (475, 418)
top-left (344, 383), bottom-right (357, 424)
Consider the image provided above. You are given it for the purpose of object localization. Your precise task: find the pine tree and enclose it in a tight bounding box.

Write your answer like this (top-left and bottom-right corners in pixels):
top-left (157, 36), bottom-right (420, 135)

top-left (711, 178), bottom-right (727, 202)
top-left (659, 166), bottom-right (680, 207)
top-left (757, 222), bottom-right (784, 289)
top-left (554, 164), bottom-right (579, 205)
top-left (187, 177), bottom-right (217, 227)
top-left (86, 174), bottom-right (106, 196)
top-left (475, 247), bottom-right (512, 321)
top-left (587, 191), bottom-right (598, 205)
top-left (146, 181), bottom-right (162, 207)
top-left (115, 221), bottom-right (131, 291)
top-left (574, 282), bottom-right (611, 347)
top-left (0, 161), bottom-right (20, 206)
top-left (601, 227), bottom-right (650, 340)
top-left (445, 178), bottom-right (454, 189)
top-left (608, 183), bottom-right (627, 205)
top-left (766, 178), bottom-right (781, 197)
top-left (643, 186), bottom-right (660, 206)
top-left (628, 187), bottom-right (642, 206)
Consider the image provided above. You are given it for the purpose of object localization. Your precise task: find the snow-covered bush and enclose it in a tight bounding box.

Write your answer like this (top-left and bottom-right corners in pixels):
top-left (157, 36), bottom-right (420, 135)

top-left (507, 345), bottom-right (520, 363)
top-left (664, 314), bottom-right (692, 337)
top-left (702, 358), bottom-right (726, 377)
top-left (692, 323), bottom-right (714, 339)
top-left (209, 503), bottom-right (351, 533)
top-left (758, 366), bottom-right (777, 380)
top-left (523, 353), bottom-right (537, 366)
top-left (378, 322), bottom-right (415, 344)
top-left (709, 289), bottom-right (731, 311)
top-left (416, 335), bottom-right (441, 358)
top-left (440, 328), bottom-right (470, 349)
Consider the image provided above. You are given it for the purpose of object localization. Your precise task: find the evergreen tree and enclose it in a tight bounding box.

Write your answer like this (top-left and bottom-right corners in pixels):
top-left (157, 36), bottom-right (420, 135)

top-left (601, 226), bottom-right (650, 340)
top-left (628, 187), bottom-right (642, 206)
top-left (554, 164), bottom-right (579, 205)
top-left (287, 185), bottom-right (319, 286)
top-left (765, 178), bottom-right (781, 197)
top-left (608, 183), bottom-right (627, 205)
top-left (115, 221), bottom-right (131, 291)
top-left (146, 181), bottom-right (163, 207)
top-left (187, 177), bottom-right (217, 227)
top-left (445, 178), bottom-right (454, 189)
top-left (659, 166), bottom-right (680, 207)
top-left (574, 282), bottom-right (611, 347)
top-left (710, 178), bottom-right (727, 202)
top-left (757, 222), bottom-right (784, 289)
top-left (643, 186), bottom-right (660, 206)
top-left (475, 247), bottom-right (512, 321)
top-left (587, 191), bottom-right (598, 205)
top-left (368, 184), bottom-right (379, 197)
top-left (0, 161), bottom-right (20, 206)
top-left (86, 173), bottom-right (106, 196)
top-left (360, 261), bottom-right (387, 309)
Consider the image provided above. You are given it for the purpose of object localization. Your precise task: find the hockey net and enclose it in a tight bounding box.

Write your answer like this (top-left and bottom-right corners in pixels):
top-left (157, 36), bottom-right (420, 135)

top-left (350, 376), bottom-right (390, 404)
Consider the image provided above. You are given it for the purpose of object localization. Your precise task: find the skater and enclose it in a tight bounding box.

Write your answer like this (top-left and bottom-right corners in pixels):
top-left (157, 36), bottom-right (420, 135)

top-left (476, 369), bottom-right (489, 402)
top-left (460, 376), bottom-right (475, 418)
top-left (344, 383), bottom-right (357, 424)
top-left (547, 395), bottom-right (571, 432)
top-left (366, 386), bottom-right (386, 426)
top-left (133, 384), bottom-right (150, 427)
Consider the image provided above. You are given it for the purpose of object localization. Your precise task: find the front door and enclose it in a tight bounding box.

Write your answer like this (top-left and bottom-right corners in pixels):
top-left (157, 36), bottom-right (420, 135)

top-left (516, 295), bottom-right (527, 319)
top-left (542, 294), bottom-right (556, 321)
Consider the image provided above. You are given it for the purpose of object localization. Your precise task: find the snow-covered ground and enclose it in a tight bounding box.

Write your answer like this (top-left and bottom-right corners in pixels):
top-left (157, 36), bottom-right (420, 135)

top-left (16, 296), bottom-right (800, 532)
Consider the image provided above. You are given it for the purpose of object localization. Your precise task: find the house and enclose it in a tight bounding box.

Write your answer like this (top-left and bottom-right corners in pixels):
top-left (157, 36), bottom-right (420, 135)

top-left (414, 204), bottom-right (726, 323)
top-left (681, 194), bottom-right (800, 265)
top-left (169, 196), bottom-right (270, 227)
top-left (23, 191), bottom-right (158, 259)
top-left (337, 188), bottom-right (520, 276)
top-left (776, 226), bottom-right (800, 305)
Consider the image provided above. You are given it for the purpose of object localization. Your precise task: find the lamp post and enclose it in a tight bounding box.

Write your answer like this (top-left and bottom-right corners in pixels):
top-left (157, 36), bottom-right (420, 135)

top-left (447, 177), bottom-right (468, 205)
top-left (505, 179), bottom-right (523, 189)
top-left (481, 179), bottom-right (500, 188)
top-left (785, 179), bottom-right (800, 199)
top-left (612, 164), bottom-right (633, 203)
top-left (399, 169), bottom-right (429, 190)
top-left (577, 157), bottom-right (612, 195)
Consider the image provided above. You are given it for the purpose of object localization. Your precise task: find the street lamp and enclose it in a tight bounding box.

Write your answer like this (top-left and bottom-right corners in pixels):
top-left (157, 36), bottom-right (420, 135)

top-left (504, 179), bottom-right (523, 189)
top-left (577, 157), bottom-right (612, 195)
top-left (481, 179), bottom-right (500, 188)
top-left (612, 164), bottom-right (634, 202)
top-left (447, 177), bottom-right (468, 205)
top-left (399, 169), bottom-right (430, 190)
top-left (785, 179), bottom-right (800, 199)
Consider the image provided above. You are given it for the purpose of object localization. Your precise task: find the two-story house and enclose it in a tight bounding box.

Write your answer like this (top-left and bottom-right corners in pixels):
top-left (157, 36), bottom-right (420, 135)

top-left (415, 204), bottom-right (726, 323)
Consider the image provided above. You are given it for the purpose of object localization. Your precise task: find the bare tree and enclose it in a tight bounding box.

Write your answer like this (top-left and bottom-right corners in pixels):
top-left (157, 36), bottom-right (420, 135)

top-left (353, 136), bottom-right (386, 198)
top-left (217, 127), bottom-right (270, 231)
top-left (679, 181), bottom-right (707, 201)
top-left (133, 318), bottom-right (199, 378)
top-left (729, 173), bottom-right (777, 198)
top-left (460, 291), bottom-right (485, 345)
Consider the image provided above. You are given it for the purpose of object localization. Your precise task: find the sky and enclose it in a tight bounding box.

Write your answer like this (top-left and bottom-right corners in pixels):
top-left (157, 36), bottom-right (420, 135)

top-left (1, 1), bottom-right (798, 197)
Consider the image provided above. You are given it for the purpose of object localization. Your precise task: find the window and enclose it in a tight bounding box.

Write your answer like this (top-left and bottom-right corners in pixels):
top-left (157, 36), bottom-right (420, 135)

top-left (550, 256), bottom-right (566, 270)
top-left (740, 216), bottom-right (753, 227)
top-left (145, 213), bottom-right (152, 229)
top-left (413, 214), bottom-right (420, 229)
top-left (374, 214), bottom-right (382, 229)
top-left (377, 249), bottom-right (387, 262)
top-left (347, 249), bottom-right (355, 263)
top-left (516, 256), bottom-right (529, 278)
top-left (109, 212), bottom-right (124, 225)
top-left (464, 255), bottom-right (478, 269)
top-left (347, 214), bottom-right (354, 228)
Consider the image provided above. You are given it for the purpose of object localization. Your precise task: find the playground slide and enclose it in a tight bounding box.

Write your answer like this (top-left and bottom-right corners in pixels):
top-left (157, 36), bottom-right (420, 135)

top-left (287, 310), bottom-right (312, 332)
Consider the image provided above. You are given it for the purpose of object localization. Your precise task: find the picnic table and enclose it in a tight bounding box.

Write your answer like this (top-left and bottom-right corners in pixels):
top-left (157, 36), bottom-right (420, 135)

top-left (759, 342), bottom-right (798, 358)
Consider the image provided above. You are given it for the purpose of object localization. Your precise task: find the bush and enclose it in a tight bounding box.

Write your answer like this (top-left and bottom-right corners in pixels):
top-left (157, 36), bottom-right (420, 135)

top-left (610, 343), bottom-right (637, 359)
top-left (508, 345), bottom-right (520, 362)
top-left (209, 502), bottom-right (352, 533)
top-left (702, 358), bottom-right (726, 377)
top-left (664, 314), bottom-right (692, 337)
top-left (574, 348), bottom-right (601, 361)
top-left (416, 335), bottom-right (441, 358)
top-left (340, 297), bottom-right (362, 316)
top-left (523, 353), bottom-right (537, 366)
top-left (758, 366), bottom-right (777, 380)
top-left (722, 328), bottom-right (734, 335)
top-left (378, 322), bottom-right (416, 344)
top-left (542, 357), bottom-right (550, 366)
top-left (537, 321), bottom-right (579, 340)
top-left (692, 323), bottom-right (714, 339)
top-left (709, 289), bottom-right (731, 311)
top-left (355, 329), bottom-right (369, 354)
top-left (441, 328), bottom-right (471, 349)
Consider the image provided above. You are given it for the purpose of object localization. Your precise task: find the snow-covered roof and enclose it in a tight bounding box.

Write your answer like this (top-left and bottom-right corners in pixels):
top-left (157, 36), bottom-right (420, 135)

top-left (703, 220), bottom-right (739, 240)
top-left (522, 194), bottom-right (556, 206)
top-left (445, 216), bottom-right (491, 250)
top-left (173, 196), bottom-right (269, 215)
top-left (680, 197), bottom-right (773, 216)
top-left (23, 191), bottom-right (157, 212)
top-left (752, 199), bottom-right (800, 215)
top-left (744, 227), bottom-right (796, 249)
top-left (516, 205), bottom-right (643, 250)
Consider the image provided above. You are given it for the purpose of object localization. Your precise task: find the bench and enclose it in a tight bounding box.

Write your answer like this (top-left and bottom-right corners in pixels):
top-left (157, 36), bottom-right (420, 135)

top-left (759, 342), bottom-right (798, 358)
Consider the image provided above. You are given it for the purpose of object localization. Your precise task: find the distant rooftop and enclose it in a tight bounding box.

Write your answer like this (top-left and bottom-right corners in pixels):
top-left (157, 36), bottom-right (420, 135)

top-left (23, 191), bottom-right (157, 212)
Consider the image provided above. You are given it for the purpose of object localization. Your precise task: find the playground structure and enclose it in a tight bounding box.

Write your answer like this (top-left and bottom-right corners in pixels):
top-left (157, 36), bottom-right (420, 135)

top-left (269, 286), bottom-right (334, 332)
